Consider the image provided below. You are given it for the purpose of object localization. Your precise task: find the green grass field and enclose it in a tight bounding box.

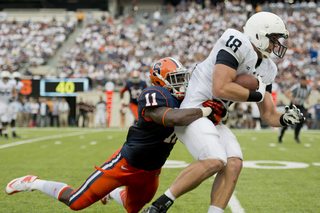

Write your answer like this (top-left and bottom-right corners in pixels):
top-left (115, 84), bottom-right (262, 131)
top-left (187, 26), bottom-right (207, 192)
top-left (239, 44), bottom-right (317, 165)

top-left (0, 128), bottom-right (319, 213)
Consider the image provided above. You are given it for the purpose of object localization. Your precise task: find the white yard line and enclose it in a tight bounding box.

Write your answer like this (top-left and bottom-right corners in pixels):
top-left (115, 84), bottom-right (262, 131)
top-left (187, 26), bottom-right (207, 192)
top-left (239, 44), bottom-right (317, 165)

top-left (229, 193), bottom-right (246, 213)
top-left (0, 130), bottom-right (104, 149)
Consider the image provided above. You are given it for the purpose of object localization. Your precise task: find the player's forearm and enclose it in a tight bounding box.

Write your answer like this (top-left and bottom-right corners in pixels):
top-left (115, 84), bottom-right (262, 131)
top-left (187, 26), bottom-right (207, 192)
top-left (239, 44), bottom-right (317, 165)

top-left (212, 82), bottom-right (250, 102)
top-left (164, 108), bottom-right (203, 127)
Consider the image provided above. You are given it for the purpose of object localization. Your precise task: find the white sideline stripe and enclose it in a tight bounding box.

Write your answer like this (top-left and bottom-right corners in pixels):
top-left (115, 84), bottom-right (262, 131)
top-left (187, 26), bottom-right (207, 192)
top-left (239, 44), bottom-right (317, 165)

top-left (0, 131), bottom-right (103, 149)
top-left (229, 194), bottom-right (245, 213)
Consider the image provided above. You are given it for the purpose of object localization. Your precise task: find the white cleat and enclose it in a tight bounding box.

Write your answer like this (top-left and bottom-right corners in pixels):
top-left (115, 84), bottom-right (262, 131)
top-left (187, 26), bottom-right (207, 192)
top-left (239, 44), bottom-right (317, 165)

top-left (5, 175), bottom-right (39, 195)
top-left (101, 193), bottom-right (113, 205)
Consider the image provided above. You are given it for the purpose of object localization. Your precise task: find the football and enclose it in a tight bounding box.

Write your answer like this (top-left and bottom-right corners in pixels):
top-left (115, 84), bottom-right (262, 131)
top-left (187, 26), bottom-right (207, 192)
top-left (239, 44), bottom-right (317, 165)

top-left (234, 74), bottom-right (259, 91)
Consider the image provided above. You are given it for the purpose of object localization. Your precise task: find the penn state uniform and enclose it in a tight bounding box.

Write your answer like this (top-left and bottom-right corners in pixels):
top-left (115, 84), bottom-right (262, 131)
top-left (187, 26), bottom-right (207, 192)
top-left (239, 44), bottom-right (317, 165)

top-left (0, 79), bottom-right (15, 123)
top-left (120, 80), bottom-right (148, 121)
top-left (69, 86), bottom-right (181, 212)
top-left (9, 79), bottom-right (23, 121)
top-left (175, 29), bottom-right (277, 164)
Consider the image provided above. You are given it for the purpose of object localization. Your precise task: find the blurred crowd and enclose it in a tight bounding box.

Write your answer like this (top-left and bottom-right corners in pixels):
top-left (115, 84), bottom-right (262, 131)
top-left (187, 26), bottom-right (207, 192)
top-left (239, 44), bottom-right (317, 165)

top-left (0, 17), bottom-right (74, 73)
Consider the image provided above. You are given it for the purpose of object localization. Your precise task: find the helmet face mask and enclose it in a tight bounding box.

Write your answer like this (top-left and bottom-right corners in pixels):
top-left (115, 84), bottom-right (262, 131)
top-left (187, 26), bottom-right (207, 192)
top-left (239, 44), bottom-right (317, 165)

top-left (12, 72), bottom-right (21, 81)
top-left (150, 58), bottom-right (190, 100)
top-left (130, 70), bottom-right (141, 84)
top-left (243, 12), bottom-right (289, 58)
top-left (1, 71), bottom-right (11, 83)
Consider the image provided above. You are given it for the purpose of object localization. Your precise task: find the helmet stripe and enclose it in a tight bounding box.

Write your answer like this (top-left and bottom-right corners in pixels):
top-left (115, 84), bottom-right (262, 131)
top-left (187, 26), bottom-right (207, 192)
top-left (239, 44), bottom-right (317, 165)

top-left (166, 57), bottom-right (182, 68)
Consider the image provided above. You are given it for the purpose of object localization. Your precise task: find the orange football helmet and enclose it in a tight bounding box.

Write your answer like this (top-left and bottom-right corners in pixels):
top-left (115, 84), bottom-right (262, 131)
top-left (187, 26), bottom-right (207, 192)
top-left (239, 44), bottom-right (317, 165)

top-left (130, 70), bottom-right (141, 84)
top-left (149, 57), bottom-right (190, 100)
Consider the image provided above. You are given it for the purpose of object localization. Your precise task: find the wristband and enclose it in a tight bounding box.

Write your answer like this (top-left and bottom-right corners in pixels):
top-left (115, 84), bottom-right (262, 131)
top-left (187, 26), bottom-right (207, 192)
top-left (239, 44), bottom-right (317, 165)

top-left (247, 90), bottom-right (263, 102)
top-left (279, 114), bottom-right (287, 126)
top-left (201, 107), bottom-right (212, 117)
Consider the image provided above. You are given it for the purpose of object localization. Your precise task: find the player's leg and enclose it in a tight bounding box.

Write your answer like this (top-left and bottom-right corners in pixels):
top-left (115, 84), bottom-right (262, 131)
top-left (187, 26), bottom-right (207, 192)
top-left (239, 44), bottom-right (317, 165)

top-left (145, 118), bottom-right (225, 212)
top-left (10, 102), bottom-right (19, 137)
top-left (209, 125), bottom-right (243, 212)
top-left (129, 103), bottom-right (138, 123)
top-left (69, 148), bottom-right (125, 210)
top-left (1, 105), bottom-right (9, 139)
top-left (123, 169), bottom-right (161, 213)
top-left (6, 174), bottom-right (72, 203)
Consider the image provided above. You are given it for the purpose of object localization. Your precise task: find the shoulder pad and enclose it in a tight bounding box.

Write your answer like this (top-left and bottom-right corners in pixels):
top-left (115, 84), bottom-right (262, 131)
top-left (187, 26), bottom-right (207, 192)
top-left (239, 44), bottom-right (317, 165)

top-left (138, 86), bottom-right (172, 108)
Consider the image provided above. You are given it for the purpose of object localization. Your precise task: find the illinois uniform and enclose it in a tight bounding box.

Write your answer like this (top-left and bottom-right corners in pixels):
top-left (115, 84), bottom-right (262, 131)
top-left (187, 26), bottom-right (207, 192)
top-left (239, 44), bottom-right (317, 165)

top-left (175, 29), bottom-right (277, 164)
top-left (120, 79), bottom-right (147, 121)
top-left (69, 86), bottom-right (181, 212)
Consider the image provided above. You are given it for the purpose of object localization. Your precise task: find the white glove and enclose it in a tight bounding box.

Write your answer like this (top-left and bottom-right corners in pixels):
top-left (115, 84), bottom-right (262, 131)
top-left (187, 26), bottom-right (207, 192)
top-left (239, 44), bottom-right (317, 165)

top-left (280, 105), bottom-right (305, 126)
top-left (256, 76), bottom-right (266, 103)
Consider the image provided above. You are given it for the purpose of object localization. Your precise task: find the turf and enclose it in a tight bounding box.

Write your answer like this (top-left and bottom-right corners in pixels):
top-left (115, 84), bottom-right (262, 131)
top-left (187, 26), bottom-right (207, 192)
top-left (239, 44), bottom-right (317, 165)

top-left (0, 128), bottom-right (319, 213)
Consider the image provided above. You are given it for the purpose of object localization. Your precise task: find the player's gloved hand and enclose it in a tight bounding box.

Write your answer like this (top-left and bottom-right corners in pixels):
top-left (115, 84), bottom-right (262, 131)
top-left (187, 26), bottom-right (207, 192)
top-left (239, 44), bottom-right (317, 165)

top-left (9, 97), bottom-right (15, 103)
top-left (280, 105), bottom-right (305, 126)
top-left (202, 100), bottom-right (227, 125)
top-left (256, 76), bottom-right (266, 103)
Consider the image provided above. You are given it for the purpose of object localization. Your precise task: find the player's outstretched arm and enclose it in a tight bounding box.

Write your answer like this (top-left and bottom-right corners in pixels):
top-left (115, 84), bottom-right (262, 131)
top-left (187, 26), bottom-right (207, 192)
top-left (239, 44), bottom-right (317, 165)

top-left (144, 106), bottom-right (210, 127)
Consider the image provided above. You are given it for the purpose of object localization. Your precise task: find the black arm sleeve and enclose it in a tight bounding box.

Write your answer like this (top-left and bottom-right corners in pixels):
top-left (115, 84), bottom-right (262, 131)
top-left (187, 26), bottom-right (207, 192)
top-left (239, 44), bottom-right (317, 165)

top-left (266, 84), bottom-right (272, 93)
top-left (215, 49), bottom-right (239, 70)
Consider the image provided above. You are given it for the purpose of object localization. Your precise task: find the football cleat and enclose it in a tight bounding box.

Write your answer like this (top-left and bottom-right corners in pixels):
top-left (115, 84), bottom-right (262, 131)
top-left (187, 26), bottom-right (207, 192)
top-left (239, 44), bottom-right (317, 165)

top-left (101, 193), bottom-right (113, 205)
top-left (12, 132), bottom-right (20, 138)
top-left (141, 205), bottom-right (167, 213)
top-left (5, 175), bottom-right (39, 195)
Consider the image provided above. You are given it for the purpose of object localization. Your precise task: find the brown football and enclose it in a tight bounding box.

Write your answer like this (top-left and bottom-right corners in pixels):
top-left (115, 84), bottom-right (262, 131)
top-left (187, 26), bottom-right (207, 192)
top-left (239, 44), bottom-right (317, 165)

top-left (234, 74), bottom-right (259, 91)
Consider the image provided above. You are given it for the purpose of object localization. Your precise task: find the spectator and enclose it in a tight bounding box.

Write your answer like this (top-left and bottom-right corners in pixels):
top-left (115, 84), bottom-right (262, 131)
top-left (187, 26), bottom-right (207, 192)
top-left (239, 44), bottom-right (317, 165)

top-left (313, 100), bottom-right (320, 129)
top-left (86, 101), bottom-right (95, 128)
top-left (22, 97), bottom-right (31, 127)
top-left (77, 11), bottom-right (84, 27)
top-left (51, 97), bottom-right (60, 127)
top-left (58, 98), bottom-right (70, 127)
top-left (39, 97), bottom-right (50, 127)
top-left (95, 97), bottom-right (106, 128)
top-left (46, 97), bottom-right (53, 126)
top-left (76, 98), bottom-right (86, 127)
top-left (30, 97), bottom-right (39, 127)
top-left (0, 9), bottom-right (7, 22)
top-left (17, 101), bottom-right (24, 127)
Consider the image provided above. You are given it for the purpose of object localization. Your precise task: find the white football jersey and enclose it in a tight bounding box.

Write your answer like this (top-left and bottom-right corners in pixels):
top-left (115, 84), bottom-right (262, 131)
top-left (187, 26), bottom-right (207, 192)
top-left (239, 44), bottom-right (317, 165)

top-left (96, 101), bottom-right (106, 113)
top-left (10, 79), bottom-right (23, 102)
top-left (0, 79), bottom-right (15, 104)
top-left (181, 29), bottom-right (277, 109)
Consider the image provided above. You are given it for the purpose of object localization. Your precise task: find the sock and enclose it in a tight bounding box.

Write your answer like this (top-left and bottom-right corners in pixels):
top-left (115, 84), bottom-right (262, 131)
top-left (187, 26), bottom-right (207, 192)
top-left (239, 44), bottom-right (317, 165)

top-left (12, 127), bottom-right (16, 132)
top-left (208, 205), bottom-right (224, 213)
top-left (164, 189), bottom-right (176, 201)
top-left (153, 193), bottom-right (174, 210)
top-left (110, 188), bottom-right (125, 207)
top-left (4, 130), bottom-right (7, 134)
top-left (33, 179), bottom-right (70, 200)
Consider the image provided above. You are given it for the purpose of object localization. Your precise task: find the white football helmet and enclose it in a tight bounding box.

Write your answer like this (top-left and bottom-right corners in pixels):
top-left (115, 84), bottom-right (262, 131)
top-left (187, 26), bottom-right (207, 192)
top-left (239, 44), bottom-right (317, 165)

top-left (1, 71), bottom-right (11, 83)
top-left (12, 72), bottom-right (22, 80)
top-left (243, 12), bottom-right (289, 58)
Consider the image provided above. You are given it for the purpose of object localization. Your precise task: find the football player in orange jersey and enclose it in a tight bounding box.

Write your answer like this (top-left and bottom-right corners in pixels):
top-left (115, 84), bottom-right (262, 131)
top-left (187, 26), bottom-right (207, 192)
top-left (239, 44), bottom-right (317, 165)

top-left (119, 70), bottom-right (147, 124)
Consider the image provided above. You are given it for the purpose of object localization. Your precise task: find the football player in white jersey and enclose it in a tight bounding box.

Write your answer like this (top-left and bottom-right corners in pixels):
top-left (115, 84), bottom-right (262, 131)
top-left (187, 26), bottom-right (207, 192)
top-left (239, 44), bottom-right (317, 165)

top-left (0, 71), bottom-right (17, 139)
top-left (143, 12), bottom-right (305, 213)
top-left (95, 96), bottom-right (107, 127)
top-left (9, 72), bottom-right (23, 138)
